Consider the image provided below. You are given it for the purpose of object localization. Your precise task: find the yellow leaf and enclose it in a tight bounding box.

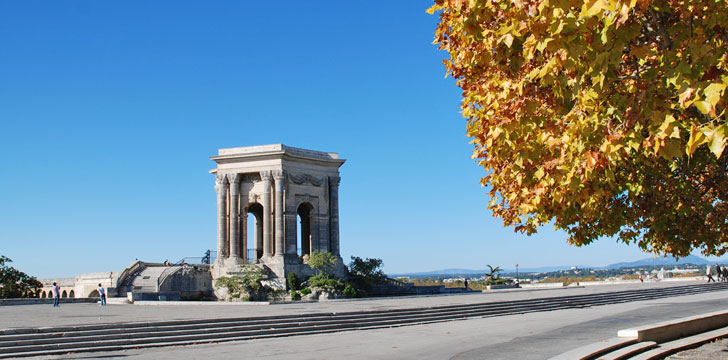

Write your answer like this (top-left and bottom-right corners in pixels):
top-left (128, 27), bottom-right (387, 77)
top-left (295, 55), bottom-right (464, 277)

top-left (528, 67), bottom-right (541, 80)
top-left (703, 125), bottom-right (728, 158)
top-left (534, 167), bottom-right (545, 179)
top-left (581, 0), bottom-right (604, 17)
top-left (710, 135), bottom-right (726, 158)
top-left (536, 38), bottom-right (553, 53)
top-left (502, 33), bottom-right (514, 48)
top-left (678, 87), bottom-right (695, 108)
top-left (686, 124), bottom-right (707, 157)
top-left (704, 83), bottom-right (726, 107)
top-left (669, 125), bottom-right (680, 139)
top-left (694, 101), bottom-right (713, 115)
top-left (658, 114), bottom-right (677, 137)
top-left (616, 3), bottom-right (630, 26)
top-left (657, 140), bottom-right (682, 159)
top-left (425, 5), bottom-right (441, 15)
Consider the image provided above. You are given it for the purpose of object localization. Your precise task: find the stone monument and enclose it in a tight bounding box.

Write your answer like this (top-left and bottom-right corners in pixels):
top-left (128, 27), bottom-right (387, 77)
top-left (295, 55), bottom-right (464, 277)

top-left (210, 144), bottom-right (346, 288)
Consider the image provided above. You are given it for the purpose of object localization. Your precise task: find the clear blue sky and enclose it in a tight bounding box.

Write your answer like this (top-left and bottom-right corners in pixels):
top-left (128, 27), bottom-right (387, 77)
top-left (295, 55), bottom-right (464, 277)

top-left (0, 1), bottom-right (706, 279)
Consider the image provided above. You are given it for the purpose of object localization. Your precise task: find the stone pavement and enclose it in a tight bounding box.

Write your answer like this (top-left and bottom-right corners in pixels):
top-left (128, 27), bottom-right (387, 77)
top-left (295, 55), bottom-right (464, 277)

top-left (0, 280), bottom-right (707, 330)
top-left (3, 280), bottom-right (728, 359)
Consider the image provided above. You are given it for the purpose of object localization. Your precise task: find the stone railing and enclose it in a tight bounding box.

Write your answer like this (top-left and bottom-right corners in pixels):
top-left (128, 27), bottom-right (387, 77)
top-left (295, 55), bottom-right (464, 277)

top-left (115, 261), bottom-right (146, 295)
top-left (157, 265), bottom-right (184, 292)
top-left (382, 277), bottom-right (415, 288)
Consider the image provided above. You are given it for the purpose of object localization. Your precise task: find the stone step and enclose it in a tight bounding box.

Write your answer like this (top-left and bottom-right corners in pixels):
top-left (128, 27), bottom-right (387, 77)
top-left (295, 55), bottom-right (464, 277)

top-left (550, 307), bottom-right (728, 360)
top-left (598, 341), bottom-right (657, 360)
top-left (630, 325), bottom-right (728, 360)
top-left (547, 337), bottom-right (638, 360)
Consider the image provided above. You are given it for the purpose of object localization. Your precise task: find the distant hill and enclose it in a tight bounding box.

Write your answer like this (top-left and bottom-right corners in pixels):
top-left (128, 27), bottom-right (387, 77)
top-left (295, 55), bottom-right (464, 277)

top-left (395, 269), bottom-right (484, 277)
top-left (391, 254), bottom-right (717, 278)
top-left (391, 265), bottom-right (578, 278)
top-left (604, 254), bottom-right (711, 269)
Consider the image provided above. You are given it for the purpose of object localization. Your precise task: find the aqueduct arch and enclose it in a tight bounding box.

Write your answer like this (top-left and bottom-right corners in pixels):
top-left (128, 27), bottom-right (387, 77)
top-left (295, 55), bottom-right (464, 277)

top-left (210, 144), bottom-right (345, 285)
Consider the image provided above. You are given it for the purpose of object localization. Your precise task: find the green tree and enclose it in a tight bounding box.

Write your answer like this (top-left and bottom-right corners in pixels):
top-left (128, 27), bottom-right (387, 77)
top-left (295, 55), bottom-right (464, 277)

top-left (486, 264), bottom-right (503, 278)
top-left (308, 251), bottom-right (339, 278)
top-left (0, 256), bottom-right (42, 298)
top-left (485, 264), bottom-right (506, 285)
top-left (348, 256), bottom-right (386, 283)
top-left (348, 256), bottom-right (387, 296)
top-left (430, 0), bottom-right (728, 257)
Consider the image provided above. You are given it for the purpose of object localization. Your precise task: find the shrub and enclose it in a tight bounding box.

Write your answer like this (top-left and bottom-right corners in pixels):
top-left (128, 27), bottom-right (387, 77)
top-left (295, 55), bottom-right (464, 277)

top-left (300, 287), bottom-right (312, 295)
top-left (308, 274), bottom-right (345, 291)
top-left (342, 284), bottom-right (361, 298)
top-left (287, 272), bottom-right (300, 291)
top-left (214, 263), bottom-right (268, 300)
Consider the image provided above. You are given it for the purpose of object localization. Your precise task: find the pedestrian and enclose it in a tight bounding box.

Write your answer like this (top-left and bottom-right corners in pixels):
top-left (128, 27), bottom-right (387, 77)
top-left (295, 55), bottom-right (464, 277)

top-left (97, 284), bottom-right (106, 306)
top-left (707, 265), bottom-right (716, 283)
top-left (464, 278), bottom-right (469, 290)
top-left (716, 264), bottom-right (722, 282)
top-left (52, 282), bottom-right (60, 307)
top-left (722, 266), bottom-right (728, 282)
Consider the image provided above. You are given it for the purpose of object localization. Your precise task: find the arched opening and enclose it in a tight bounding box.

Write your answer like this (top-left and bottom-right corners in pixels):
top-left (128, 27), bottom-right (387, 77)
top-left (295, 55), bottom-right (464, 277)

top-left (40, 291), bottom-right (46, 298)
top-left (47, 290), bottom-right (53, 298)
top-left (61, 290), bottom-right (67, 298)
top-left (247, 203), bottom-right (264, 261)
top-left (88, 290), bottom-right (99, 297)
top-left (297, 202), bottom-right (314, 260)
top-left (69, 290), bottom-right (75, 298)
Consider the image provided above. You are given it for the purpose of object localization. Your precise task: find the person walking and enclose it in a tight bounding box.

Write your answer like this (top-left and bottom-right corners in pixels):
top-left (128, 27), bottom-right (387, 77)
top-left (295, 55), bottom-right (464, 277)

top-left (707, 265), bottom-right (716, 283)
top-left (716, 264), bottom-right (722, 282)
top-left (97, 284), bottom-right (106, 306)
top-left (52, 282), bottom-right (60, 307)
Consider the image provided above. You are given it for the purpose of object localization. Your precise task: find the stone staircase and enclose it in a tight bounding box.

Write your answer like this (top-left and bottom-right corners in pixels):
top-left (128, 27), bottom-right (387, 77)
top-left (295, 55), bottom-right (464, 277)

top-left (115, 263), bottom-right (184, 301)
top-left (128, 266), bottom-right (168, 293)
top-left (3, 283), bottom-right (728, 358)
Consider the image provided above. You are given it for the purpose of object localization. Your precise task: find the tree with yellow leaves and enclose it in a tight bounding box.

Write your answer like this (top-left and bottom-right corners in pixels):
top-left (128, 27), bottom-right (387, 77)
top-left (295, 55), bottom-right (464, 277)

top-left (430, 0), bottom-right (728, 257)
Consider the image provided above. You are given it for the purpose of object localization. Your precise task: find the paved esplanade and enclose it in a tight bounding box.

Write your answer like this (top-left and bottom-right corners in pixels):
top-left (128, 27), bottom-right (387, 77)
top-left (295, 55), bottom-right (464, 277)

top-left (4, 280), bottom-right (728, 359)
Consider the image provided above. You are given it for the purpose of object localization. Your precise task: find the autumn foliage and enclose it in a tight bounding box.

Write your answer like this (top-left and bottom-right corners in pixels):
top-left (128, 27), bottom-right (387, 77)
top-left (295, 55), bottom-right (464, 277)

top-left (430, 0), bottom-right (728, 257)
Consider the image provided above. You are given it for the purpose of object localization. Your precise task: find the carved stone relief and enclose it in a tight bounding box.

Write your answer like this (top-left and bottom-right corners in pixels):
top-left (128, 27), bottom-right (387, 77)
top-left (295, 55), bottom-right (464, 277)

top-left (289, 173), bottom-right (324, 186)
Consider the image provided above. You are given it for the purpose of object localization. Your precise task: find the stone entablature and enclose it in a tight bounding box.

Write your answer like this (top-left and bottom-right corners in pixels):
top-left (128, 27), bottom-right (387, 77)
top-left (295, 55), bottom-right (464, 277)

top-left (216, 144), bottom-right (339, 160)
top-left (210, 144), bottom-right (346, 286)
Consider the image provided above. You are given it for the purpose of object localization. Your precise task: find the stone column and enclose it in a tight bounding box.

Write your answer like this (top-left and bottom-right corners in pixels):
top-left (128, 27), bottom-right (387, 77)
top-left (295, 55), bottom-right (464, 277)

top-left (273, 170), bottom-right (286, 257)
top-left (241, 208), bottom-right (248, 263)
top-left (261, 171), bottom-right (273, 257)
top-left (329, 176), bottom-right (341, 256)
top-left (215, 174), bottom-right (228, 260)
top-left (227, 173), bottom-right (241, 261)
